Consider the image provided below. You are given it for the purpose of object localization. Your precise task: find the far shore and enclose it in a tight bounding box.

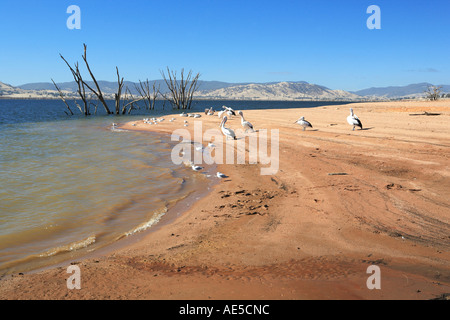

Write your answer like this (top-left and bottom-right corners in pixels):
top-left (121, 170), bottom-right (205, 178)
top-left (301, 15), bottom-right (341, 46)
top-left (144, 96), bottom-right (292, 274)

top-left (1, 100), bottom-right (449, 300)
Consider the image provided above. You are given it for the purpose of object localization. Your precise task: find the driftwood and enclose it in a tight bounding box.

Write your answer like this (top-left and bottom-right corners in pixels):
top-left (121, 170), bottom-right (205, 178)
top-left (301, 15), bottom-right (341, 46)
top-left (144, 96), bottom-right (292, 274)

top-left (409, 111), bottom-right (441, 116)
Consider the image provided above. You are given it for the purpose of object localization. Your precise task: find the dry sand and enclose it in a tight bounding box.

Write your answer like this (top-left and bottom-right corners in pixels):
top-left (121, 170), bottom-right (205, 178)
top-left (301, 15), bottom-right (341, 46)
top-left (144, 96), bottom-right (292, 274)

top-left (1, 100), bottom-right (449, 300)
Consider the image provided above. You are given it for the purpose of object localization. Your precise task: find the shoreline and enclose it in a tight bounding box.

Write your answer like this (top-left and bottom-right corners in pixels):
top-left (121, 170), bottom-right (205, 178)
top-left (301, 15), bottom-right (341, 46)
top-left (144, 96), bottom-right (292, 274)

top-left (0, 128), bottom-right (218, 277)
top-left (1, 100), bottom-right (449, 300)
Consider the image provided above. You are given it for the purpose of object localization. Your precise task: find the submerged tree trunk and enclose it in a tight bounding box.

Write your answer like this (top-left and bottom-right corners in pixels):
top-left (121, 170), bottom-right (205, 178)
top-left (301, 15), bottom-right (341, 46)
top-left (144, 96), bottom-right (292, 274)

top-left (161, 67), bottom-right (200, 110)
top-left (81, 43), bottom-right (112, 114)
top-left (114, 67), bottom-right (124, 115)
top-left (51, 78), bottom-right (73, 115)
top-left (58, 55), bottom-right (90, 115)
top-left (135, 79), bottom-right (160, 110)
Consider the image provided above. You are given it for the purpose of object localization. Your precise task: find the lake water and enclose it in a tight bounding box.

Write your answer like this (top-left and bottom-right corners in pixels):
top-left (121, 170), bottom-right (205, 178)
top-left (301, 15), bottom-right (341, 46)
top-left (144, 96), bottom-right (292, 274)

top-left (0, 98), bottom-right (352, 275)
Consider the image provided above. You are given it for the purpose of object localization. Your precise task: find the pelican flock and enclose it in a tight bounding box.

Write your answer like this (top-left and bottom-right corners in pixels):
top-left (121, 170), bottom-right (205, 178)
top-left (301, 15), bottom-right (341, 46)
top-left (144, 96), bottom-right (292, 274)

top-left (347, 108), bottom-right (363, 131)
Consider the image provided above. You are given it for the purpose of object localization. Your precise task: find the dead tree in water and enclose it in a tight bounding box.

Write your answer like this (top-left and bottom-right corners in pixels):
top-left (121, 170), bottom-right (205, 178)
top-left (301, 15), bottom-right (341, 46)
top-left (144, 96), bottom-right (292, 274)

top-left (121, 87), bottom-right (144, 114)
top-left (161, 67), bottom-right (200, 109)
top-left (56, 56), bottom-right (90, 115)
top-left (51, 78), bottom-right (73, 115)
top-left (81, 43), bottom-right (112, 114)
top-left (114, 67), bottom-right (124, 114)
top-left (135, 79), bottom-right (160, 110)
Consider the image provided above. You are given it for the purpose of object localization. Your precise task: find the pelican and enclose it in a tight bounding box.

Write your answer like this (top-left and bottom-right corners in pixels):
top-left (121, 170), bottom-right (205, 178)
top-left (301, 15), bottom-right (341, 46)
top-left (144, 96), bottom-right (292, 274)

top-left (220, 116), bottom-right (236, 140)
top-left (207, 107), bottom-right (214, 116)
top-left (347, 108), bottom-right (363, 131)
top-left (216, 172), bottom-right (228, 178)
top-left (294, 116), bottom-right (313, 131)
top-left (222, 106), bottom-right (236, 117)
top-left (238, 111), bottom-right (254, 133)
top-left (218, 110), bottom-right (225, 118)
top-left (193, 114), bottom-right (201, 118)
top-left (180, 112), bottom-right (188, 117)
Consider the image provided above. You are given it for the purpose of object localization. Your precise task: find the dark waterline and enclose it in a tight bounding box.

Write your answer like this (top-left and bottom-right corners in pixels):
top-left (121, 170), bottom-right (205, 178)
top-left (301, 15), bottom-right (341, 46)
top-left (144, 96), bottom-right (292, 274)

top-left (0, 99), bottom-right (355, 125)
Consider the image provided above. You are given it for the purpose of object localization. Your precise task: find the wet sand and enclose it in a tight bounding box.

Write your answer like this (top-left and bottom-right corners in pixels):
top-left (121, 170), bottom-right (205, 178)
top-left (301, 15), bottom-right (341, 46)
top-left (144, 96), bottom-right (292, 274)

top-left (1, 100), bottom-right (449, 300)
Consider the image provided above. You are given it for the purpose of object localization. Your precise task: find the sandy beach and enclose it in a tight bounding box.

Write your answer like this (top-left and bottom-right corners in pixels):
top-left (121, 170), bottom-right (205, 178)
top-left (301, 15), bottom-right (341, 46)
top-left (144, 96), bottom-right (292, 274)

top-left (1, 100), bottom-right (449, 300)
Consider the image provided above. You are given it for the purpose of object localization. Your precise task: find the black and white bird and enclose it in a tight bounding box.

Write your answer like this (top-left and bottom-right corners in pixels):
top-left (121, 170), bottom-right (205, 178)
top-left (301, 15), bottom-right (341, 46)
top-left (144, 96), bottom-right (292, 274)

top-left (347, 108), bottom-right (363, 131)
top-left (191, 164), bottom-right (204, 171)
top-left (294, 116), bottom-right (313, 131)
top-left (216, 172), bottom-right (228, 178)
top-left (238, 111), bottom-right (254, 133)
top-left (222, 106), bottom-right (236, 117)
top-left (220, 116), bottom-right (236, 140)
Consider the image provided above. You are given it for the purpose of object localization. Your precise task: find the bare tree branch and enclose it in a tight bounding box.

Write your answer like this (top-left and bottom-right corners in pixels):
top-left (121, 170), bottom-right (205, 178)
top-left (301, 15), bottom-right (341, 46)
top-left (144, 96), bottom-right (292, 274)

top-left (161, 67), bottom-right (200, 109)
top-left (424, 85), bottom-right (442, 101)
top-left (81, 43), bottom-right (112, 114)
top-left (51, 78), bottom-right (73, 115)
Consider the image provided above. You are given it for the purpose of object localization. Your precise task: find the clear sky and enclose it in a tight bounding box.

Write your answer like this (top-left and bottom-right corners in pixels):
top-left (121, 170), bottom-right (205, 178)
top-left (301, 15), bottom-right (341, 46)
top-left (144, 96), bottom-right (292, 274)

top-left (0, 0), bottom-right (449, 91)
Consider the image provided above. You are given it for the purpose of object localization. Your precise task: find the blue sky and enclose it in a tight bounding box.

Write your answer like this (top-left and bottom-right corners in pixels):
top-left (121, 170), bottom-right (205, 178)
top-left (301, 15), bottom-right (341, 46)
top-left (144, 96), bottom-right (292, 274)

top-left (0, 0), bottom-right (449, 91)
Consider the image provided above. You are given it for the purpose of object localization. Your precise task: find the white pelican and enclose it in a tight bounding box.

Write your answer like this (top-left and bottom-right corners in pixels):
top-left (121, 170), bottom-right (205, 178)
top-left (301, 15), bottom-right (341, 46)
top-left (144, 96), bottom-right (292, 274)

top-left (180, 112), bottom-right (188, 117)
top-left (220, 116), bottom-right (236, 140)
top-left (294, 116), bottom-right (313, 131)
top-left (216, 172), bottom-right (228, 178)
top-left (222, 106), bottom-right (236, 117)
top-left (238, 111), bottom-right (254, 133)
top-left (207, 107), bottom-right (214, 116)
top-left (347, 108), bottom-right (363, 131)
top-left (217, 110), bottom-right (225, 118)
top-left (193, 114), bottom-right (201, 118)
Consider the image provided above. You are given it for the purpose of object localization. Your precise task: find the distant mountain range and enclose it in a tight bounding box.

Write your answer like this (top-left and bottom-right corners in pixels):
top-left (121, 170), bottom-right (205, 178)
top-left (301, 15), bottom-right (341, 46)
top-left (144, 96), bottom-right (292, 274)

top-left (1, 80), bottom-right (449, 100)
top-left (352, 82), bottom-right (450, 99)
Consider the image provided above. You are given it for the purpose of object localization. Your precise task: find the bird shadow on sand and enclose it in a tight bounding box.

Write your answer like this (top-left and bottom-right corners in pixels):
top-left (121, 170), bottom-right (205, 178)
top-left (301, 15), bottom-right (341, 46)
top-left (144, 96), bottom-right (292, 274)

top-left (360, 127), bottom-right (374, 131)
